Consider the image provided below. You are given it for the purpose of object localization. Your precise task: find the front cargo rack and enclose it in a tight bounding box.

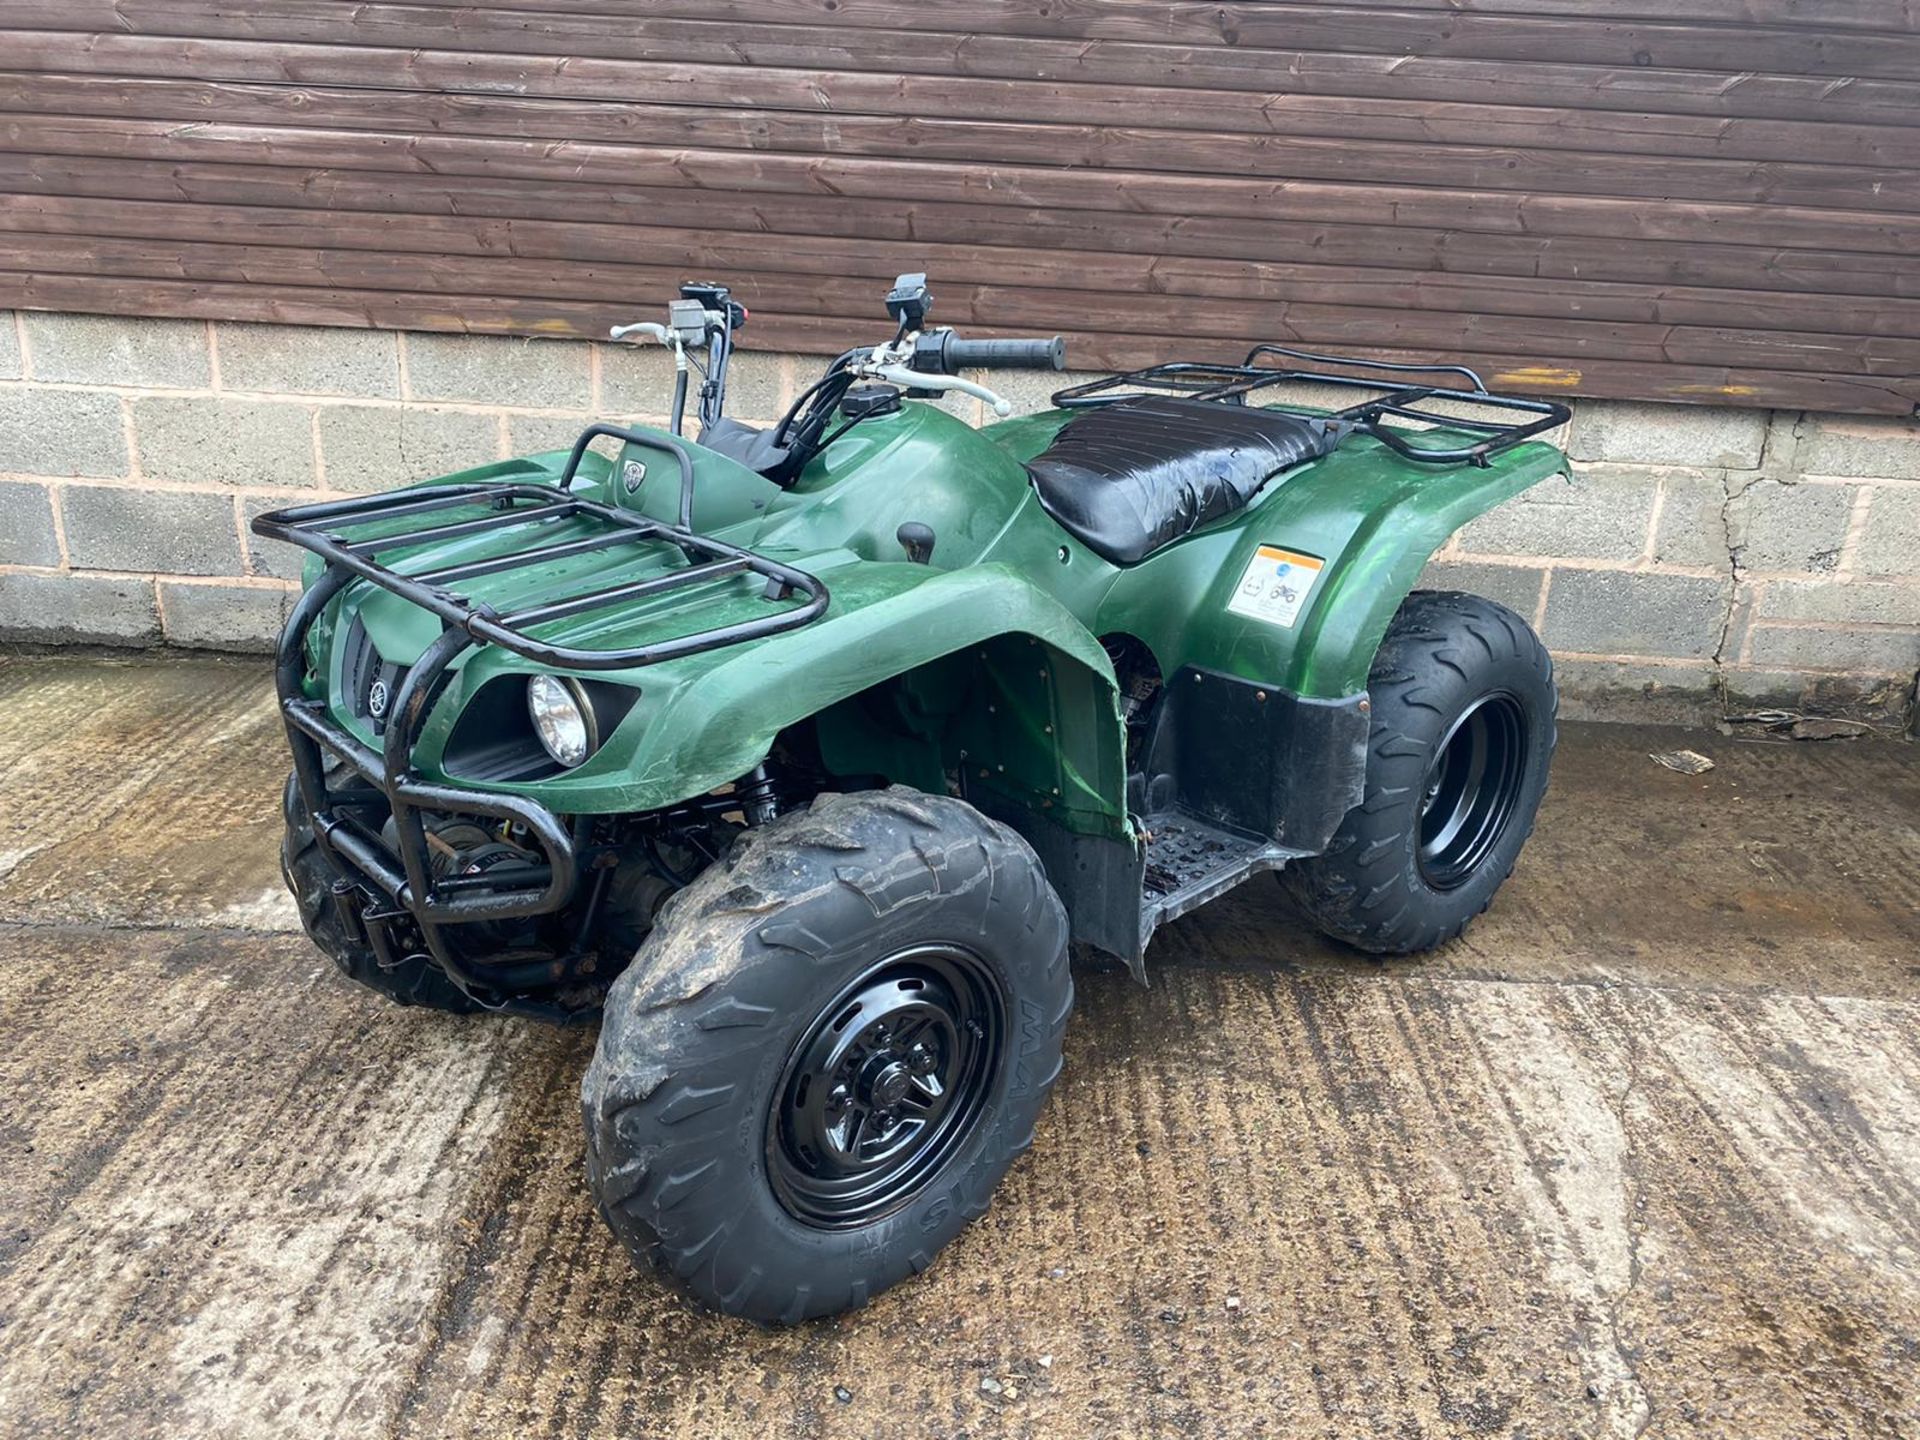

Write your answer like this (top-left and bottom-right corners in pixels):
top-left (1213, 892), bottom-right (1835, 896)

top-left (1052, 344), bottom-right (1570, 467)
top-left (252, 423), bottom-right (830, 672)
top-left (254, 424), bottom-right (832, 1016)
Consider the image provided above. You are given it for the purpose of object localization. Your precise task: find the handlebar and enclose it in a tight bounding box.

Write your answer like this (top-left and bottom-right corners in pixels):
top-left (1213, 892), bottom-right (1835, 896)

top-left (912, 331), bottom-right (1066, 375)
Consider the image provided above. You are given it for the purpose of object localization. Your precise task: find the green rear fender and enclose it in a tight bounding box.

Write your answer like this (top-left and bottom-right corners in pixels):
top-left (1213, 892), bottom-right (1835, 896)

top-left (1099, 439), bottom-right (1571, 696)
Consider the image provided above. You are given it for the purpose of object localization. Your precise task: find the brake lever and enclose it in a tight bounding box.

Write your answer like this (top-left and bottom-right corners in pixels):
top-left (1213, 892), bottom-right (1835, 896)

top-left (866, 363), bottom-right (1013, 417)
top-left (608, 321), bottom-right (693, 381)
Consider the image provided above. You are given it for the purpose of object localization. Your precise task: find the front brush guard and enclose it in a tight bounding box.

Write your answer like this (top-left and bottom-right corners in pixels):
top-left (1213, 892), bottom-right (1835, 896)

top-left (259, 425), bottom-right (834, 1008)
top-left (275, 569), bottom-right (580, 1007)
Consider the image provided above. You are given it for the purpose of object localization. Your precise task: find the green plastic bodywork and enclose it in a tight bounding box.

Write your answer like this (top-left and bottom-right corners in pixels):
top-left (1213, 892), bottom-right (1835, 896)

top-left (301, 397), bottom-right (1567, 844)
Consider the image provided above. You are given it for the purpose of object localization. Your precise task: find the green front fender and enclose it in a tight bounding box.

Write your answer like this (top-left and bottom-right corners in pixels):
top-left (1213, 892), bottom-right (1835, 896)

top-left (420, 561), bottom-right (1131, 833)
top-left (1098, 437), bottom-right (1571, 697)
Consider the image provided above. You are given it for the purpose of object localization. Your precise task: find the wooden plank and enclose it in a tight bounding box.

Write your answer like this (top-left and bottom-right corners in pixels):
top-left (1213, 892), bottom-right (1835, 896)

top-left (356, 0), bottom-right (1920, 75)
top-left (5, 145), bottom-right (1911, 264)
top-left (1196, 0), bottom-right (1920, 29)
top-left (7, 63), bottom-right (1919, 171)
top-left (9, 114), bottom-right (1920, 237)
top-left (15, 0), bottom-right (1920, 79)
top-left (8, 231), bottom-right (1918, 379)
top-left (5, 41), bottom-right (1918, 167)
top-left (9, 154), bottom-right (1915, 300)
top-left (12, 7), bottom-right (1920, 119)
top-left (1, 75), bottom-right (1912, 205)
top-left (7, 193), bottom-right (1917, 338)
top-left (0, 269), bottom-right (1910, 414)
top-left (393, 0), bottom-right (1920, 34)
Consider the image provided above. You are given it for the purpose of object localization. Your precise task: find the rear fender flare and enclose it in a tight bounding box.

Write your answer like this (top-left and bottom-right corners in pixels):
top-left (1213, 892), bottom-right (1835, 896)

top-left (1099, 439), bottom-right (1570, 700)
top-left (1283, 447), bottom-right (1569, 697)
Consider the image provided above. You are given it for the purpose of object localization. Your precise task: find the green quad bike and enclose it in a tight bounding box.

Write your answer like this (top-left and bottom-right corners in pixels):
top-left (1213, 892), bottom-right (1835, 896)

top-left (256, 274), bottom-right (1569, 1323)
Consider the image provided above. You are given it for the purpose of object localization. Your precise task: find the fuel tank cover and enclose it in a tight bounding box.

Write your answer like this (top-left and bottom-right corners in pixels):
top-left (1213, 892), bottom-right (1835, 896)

top-left (841, 384), bottom-right (903, 420)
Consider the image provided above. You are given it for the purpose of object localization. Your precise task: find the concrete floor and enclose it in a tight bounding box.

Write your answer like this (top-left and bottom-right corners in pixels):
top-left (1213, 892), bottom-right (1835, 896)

top-left (0, 653), bottom-right (1914, 1440)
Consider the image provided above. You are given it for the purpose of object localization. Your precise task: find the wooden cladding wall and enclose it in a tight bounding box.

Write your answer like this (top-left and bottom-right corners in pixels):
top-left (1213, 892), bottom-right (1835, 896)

top-left (1, 1), bottom-right (1917, 414)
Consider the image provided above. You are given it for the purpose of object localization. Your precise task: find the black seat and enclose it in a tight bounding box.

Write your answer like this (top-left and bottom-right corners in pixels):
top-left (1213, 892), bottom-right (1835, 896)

top-left (1025, 395), bottom-right (1338, 565)
top-left (698, 417), bottom-right (793, 475)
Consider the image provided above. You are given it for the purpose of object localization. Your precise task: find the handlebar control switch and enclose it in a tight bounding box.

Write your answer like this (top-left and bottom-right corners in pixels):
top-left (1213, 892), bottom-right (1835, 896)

top-left (841, 384), bottom-right (903, 420)
top-left (885, 273), bottom-right (933, 329)
top-left (679, 281), bottom-right (748, 331)
top-left (666, 298), bottom-right (711, 345)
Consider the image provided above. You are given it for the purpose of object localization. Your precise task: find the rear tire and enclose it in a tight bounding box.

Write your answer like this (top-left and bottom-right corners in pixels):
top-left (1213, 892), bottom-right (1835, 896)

top-left (280, 773), bottom-right (483, 1014)
top-left (1280, 591), bottom-right (1556, 954)
top-left (581, 786), bottom-right (1071, 1323)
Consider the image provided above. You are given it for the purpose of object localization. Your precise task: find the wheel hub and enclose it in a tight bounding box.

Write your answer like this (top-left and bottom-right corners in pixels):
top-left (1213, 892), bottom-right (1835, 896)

top-left (768, 944), bottom-right (1005, 1230)
top-left (864, 1059), bottom-right (913, 1110)
top-left (1416, 691), bottom-right (1529, 892)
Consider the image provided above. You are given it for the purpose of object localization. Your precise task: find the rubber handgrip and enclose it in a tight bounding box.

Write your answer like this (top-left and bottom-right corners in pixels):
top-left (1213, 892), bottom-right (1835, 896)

top-left (930, 335), bottom-right (1067, 372)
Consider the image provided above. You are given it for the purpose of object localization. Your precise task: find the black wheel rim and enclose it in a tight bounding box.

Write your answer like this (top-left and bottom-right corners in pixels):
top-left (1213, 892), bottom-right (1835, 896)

top-left (1417, 692), bottom-right (1529, 892)
top-left (767, 944), bottom-right (1005, 1230)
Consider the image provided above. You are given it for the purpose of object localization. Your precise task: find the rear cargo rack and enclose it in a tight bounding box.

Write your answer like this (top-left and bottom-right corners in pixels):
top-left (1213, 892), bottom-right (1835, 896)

top-left (251, 424), bottom-right (829, 672)
top-left (1052, 344), bottom-right (1569, 467)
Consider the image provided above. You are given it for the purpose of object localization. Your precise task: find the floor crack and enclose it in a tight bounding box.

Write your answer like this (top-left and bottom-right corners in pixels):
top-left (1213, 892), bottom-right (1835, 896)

top-left (1605, 1029), bottom-right (1657, 1438)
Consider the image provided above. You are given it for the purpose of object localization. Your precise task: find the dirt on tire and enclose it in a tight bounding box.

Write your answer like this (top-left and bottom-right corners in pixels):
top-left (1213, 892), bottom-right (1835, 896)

top-left (581, 785), bottom-right (1072, 1323)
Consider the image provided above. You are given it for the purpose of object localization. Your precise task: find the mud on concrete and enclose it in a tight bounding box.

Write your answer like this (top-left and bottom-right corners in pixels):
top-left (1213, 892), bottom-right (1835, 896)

top-left (0, 654), bottom-right (1914, 1439)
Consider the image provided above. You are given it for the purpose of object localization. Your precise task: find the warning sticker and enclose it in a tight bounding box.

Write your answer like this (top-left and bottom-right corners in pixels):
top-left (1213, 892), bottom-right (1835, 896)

top-left (1226, 545), bottom-right (1325, 629)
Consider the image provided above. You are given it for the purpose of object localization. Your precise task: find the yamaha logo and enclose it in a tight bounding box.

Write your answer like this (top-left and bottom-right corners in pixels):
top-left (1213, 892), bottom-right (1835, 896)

top-left (367, 678), bottom-right (390, 719)
top-left (621, 458), bottom-right (648, 495)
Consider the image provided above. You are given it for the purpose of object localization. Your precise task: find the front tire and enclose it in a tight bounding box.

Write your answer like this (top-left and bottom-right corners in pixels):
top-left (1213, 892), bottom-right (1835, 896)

top-left (280, 773), bottom-right (483, 1014)
top-left (581, 786), bottom-right (1071, 1323)
top-left (1281, 590), bottom-right (1556, 954)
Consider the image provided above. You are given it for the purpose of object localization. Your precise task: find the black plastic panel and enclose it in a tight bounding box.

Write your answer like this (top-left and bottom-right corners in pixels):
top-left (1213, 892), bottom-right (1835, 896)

top-left (1144, 668), bottom-right (1370, 851)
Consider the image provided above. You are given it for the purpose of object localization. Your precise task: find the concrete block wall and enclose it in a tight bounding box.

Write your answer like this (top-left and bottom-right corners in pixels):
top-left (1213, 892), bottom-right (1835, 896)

top-left (1421, 403), bottom-right (1920, 725)
top-left (1, 312), bottom-right (1915, 727)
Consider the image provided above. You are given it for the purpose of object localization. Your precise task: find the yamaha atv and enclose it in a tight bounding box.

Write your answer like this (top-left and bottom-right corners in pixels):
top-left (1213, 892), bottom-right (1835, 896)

top-left (255, 274), bottom-right (1570, 1322)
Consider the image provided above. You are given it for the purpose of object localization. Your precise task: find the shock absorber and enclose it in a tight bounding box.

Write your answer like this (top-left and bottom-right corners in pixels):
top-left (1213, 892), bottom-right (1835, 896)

top-left (738, 764), bottom-right (779, 825)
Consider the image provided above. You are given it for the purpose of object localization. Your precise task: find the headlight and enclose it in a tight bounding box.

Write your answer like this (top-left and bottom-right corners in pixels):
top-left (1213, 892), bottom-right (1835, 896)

top-left (526, 674), bottom-right (597, 768)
